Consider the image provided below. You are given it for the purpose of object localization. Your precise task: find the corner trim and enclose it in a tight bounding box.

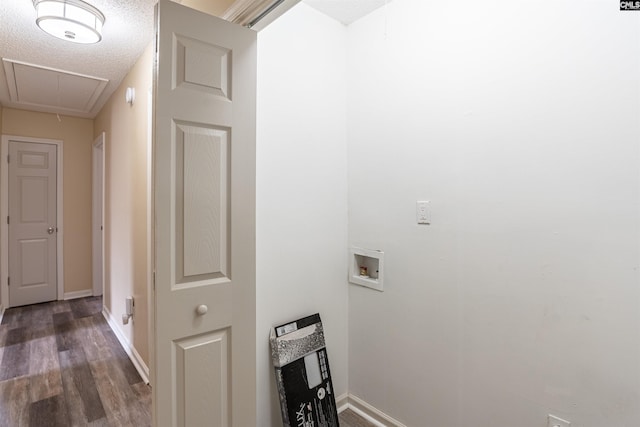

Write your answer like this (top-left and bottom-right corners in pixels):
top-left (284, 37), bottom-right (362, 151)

top-left (102, 305), bottom-right (150, 384)
top-left (63, 290), bottom-right (94, 300)
top-left (340, 394), bottom-right (407, 427)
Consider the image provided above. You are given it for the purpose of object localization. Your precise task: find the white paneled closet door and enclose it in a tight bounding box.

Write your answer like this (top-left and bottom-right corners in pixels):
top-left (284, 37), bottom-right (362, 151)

top-left (152, 0), bottom-right (257, 426)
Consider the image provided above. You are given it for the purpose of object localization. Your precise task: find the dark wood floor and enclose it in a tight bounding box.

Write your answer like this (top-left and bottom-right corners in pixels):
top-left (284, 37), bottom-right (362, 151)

top-left (0, 296), bottom-right (151, 427)
top-left (339, 408), bottom-right (377, 427)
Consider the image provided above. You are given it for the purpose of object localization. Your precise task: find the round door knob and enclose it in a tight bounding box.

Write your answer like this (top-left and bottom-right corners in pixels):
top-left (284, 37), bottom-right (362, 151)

top-left (196, 304), bottom-right (208, 316)
top-left (47, 227), bottom-right (55, 234)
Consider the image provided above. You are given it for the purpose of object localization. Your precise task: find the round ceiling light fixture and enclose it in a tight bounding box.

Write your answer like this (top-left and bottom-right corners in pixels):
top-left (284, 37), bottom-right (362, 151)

top-left (34, 0), bottom-right (105, 44)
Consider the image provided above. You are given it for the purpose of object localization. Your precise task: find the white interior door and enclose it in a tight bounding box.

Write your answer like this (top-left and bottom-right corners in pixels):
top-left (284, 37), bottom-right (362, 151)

top-left (8, 141), bottom-right (58, 307)
top-left (92, 133), bottom-right (104, 297)
top-left (153, 1), bottom-right (257, 426)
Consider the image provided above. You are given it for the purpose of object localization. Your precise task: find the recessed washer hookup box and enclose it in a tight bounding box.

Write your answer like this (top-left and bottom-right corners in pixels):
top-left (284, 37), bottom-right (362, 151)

top-left (270, 313), bottom-right (340, 427)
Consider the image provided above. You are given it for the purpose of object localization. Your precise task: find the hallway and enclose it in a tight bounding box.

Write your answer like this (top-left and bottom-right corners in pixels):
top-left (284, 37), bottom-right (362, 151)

top-left (0, 297), bottom-right (151, 426)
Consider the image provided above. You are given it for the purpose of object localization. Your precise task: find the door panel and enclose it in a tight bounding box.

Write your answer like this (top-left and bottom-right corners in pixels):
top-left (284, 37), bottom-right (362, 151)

top-left (19, 177), bottom-right (48, 222)
top-left (176, 124), bottom-right (229, 282)
top-left (9, 141), bottom-right (57, 307)
top-left (175, 329), bottom-right (230, 427)
top-left (19, 238), bottom-right (48, 285)
top-left (153, 1), bottom-right (256, 425)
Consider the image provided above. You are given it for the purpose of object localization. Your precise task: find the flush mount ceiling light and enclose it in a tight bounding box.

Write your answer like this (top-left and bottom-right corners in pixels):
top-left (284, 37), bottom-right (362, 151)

top-left (34, 0), bottom-right (105, 44)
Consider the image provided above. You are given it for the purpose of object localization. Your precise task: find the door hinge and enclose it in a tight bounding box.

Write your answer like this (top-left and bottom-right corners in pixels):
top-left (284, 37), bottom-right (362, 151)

top-left (153, 270), bottom-right (156, 290)
top-left (7, 277), bottom-right (9, 286)
top-left (6, 154), bottom-right (9, 163)
top-left (6, 216), bottom-right (8, 225)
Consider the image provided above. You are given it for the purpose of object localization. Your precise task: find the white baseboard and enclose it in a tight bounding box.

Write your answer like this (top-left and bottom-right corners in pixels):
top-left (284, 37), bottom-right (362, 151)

top-left (102, 306), bottom-right (150, 385)
top-left (63, 289), bottom-right (93, 300)
top-left (340, 394), bottom-right (407, 427)
top-left (336, 393), bottom-right (349, 413)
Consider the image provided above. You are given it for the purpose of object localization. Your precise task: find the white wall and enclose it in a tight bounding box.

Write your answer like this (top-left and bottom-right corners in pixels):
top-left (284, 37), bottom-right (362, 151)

top-left (347, 1), bottom-right (640, 426)
top-left (256, 4), bottom-right (349, 426)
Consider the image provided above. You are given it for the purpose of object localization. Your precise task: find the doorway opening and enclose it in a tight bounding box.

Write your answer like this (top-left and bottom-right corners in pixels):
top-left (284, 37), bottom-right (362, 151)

top-left (92, 132), bottom-right (105, 297)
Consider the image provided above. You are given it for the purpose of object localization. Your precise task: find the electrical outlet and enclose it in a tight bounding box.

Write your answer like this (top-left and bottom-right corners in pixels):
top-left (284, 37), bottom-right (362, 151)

top-left (548, 414), bottom-right (571, 427)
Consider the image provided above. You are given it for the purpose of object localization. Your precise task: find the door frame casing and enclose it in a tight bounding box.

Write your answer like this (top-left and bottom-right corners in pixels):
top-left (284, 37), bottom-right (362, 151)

top-left (92, 132), bottom-right (105, 297)
top-left (146, 86), bottom-right (154, 387)
top-left (1, 135), bottom-right (64, 307)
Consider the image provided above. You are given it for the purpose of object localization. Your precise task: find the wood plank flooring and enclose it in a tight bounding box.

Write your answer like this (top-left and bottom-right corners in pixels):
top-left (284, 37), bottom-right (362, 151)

top-left (0, 297), bottom-right (151, 427)
top-left (339, 408), bottom-right (377, 427)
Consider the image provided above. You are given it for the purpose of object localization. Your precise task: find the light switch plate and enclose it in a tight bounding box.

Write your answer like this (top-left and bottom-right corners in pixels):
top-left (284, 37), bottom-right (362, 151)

top-left (416, 200), bottom-right (430, 224)
top-left (548, 414), bottom-right (571, 427)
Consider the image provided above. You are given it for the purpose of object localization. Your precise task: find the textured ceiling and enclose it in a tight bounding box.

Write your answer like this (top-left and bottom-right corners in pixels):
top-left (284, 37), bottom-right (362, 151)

top-left (0, 0), bottom-right (386, 118)
top-left (0, 0), bottom-right (157, 118)
top-left (303, 0), bottom-right (389, 25)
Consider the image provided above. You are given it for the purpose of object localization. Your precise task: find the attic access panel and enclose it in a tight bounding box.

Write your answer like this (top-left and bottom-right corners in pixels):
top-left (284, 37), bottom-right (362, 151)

top-left (3, 58), bottom-right (108, 114)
